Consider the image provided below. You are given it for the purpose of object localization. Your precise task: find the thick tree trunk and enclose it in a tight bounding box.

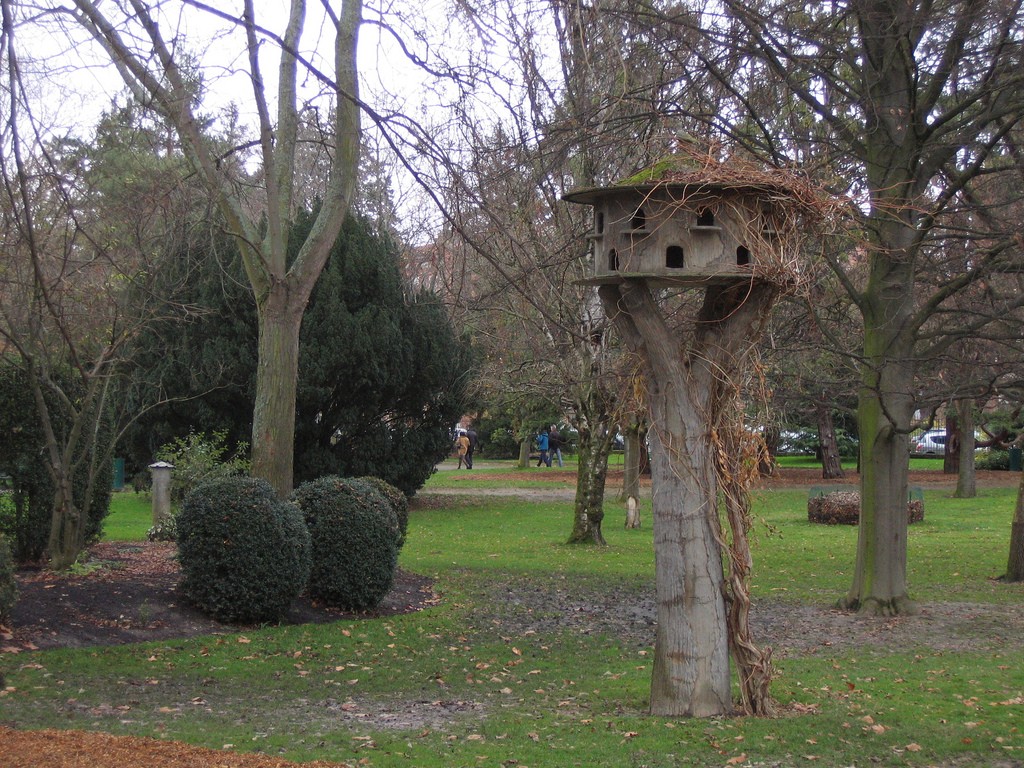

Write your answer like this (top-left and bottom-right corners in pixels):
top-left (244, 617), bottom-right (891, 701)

top-left (570, 435), bottom-right (609, 545)
top-left (816, 401), bottom-right (845, 480)
top-left (944, 410), bottom-right (960, 475)
top-left (600, 280), bottom-right (778, 717)
top-left (619, 423), bottom-right (644, 503)
top-left (47, 476), bottom-right (84, 571)
top-left (954, 400), bottom-right (976, 499)
top-left (841, 315), bottom-right (917, 615)
top-left (251, 289), bottom-right (304, 497)
top-left (647, 420), bottom-right (731, 716)
top-left (1006, 470), bottom-right (1024, 582)
top-left (568, 392), bottom-right (615, 544)
top-left (517, 437), bottom-right (530, 468)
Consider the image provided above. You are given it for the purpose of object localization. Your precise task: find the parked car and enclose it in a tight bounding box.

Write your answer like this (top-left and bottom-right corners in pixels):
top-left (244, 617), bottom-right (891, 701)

top-left (912, 430), bottom-right (947, 456)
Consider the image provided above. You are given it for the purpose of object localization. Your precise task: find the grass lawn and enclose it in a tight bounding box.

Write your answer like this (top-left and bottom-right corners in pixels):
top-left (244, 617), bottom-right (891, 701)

top-left (103, 492), bottom-right (154, 541)
top-left (3, 465), bottom-right (1023, 767)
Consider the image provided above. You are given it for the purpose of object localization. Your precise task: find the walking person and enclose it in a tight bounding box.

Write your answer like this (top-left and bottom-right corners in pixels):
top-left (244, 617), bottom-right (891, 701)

top-left (549, 424), bottom-right (564, 467)
top-left (455, 431), bottom-right (471, 469)
top-left (465, 427), bottom-right (478, 469)
top-left (536, 428), bottom-right (551, 467)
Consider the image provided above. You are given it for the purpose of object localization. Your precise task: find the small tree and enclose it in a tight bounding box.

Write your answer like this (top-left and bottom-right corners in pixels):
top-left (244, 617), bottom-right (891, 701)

top-left (155, 430), bottom-right (251, 509)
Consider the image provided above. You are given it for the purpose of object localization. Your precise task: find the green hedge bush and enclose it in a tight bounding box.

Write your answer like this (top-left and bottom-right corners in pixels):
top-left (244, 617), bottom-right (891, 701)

top-left (177, 477), bottom-right (310, 624)
top-left (357, 475), bottom-right (409, 546)
top-left (976, 450), bottom-right (1010, 471)
top-left (0, 533), bottom-right (17, 623)
top-left (292, 476), bottom-right (401, 611)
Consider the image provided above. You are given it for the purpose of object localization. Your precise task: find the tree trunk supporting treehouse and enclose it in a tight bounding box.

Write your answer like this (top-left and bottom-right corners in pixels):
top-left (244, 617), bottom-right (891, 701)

top-left (600, 279), bottom-right (779, 717)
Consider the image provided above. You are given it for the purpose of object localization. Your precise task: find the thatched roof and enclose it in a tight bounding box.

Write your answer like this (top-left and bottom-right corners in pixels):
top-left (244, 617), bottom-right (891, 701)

top-left (563, 151), bottom-right (820, 210)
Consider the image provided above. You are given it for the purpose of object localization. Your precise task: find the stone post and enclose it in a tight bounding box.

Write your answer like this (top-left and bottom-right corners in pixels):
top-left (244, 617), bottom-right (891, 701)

top-left (149, 461), bottom-right (174, 526)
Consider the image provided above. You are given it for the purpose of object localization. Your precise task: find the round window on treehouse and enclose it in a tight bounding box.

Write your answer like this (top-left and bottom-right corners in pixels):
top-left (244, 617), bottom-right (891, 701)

top-left (736, 246), bottom-right (751, 266)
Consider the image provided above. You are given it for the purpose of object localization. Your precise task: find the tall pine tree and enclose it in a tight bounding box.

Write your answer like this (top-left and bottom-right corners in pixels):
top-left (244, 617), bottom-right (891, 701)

top-left (123, 211), bottom-right (473, 496)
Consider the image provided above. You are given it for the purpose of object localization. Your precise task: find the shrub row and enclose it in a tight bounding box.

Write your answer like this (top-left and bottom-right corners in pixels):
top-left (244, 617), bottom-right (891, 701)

top-left (176, 475), bottom-right (404, 624)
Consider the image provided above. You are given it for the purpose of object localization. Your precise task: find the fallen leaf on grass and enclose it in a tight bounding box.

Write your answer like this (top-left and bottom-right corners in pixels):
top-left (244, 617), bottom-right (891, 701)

top-left (790, 702), bottom-right (819, 713)
top-left (726, 754), bottom-right (747, 765)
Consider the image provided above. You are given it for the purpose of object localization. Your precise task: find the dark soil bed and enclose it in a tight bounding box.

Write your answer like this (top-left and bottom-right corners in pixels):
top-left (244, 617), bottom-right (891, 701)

top-left (5, 542), bottom-right (436, 653)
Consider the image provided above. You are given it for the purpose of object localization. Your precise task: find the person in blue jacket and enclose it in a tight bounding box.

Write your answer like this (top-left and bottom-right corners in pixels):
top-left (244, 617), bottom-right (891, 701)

top-left (536, 428), bottom-right (551, 467)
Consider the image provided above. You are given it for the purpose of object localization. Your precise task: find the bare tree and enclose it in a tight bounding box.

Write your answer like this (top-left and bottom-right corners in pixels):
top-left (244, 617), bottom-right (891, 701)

top-left (62, 0), bottom-right (363, 496)
top-left (658, 0), bottom-right (1024, 615)
top-left (401, 0), bottom-right (710, 545)
top-left (0, 3), bottom-right (200, 567)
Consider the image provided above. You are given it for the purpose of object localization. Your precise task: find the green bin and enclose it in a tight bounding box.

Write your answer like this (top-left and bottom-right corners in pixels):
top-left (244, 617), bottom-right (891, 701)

top-left (112, 457), bottom-right (126, 490)
top-left (1010, 447), bottom-right (1022, 472)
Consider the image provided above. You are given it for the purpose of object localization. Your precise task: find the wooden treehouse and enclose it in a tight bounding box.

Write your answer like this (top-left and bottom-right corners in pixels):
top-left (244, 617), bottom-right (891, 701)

top-left (563, 155), bottom-right (810, 289)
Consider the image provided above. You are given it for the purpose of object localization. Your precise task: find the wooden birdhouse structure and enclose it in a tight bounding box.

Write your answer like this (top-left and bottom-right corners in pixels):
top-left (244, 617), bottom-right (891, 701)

top-left (564, 154), bottom-right (813, 288)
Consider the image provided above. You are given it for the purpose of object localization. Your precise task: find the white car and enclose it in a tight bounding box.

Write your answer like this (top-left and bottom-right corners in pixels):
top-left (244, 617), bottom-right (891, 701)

top-left (913, 430), bottom-right (947, 456)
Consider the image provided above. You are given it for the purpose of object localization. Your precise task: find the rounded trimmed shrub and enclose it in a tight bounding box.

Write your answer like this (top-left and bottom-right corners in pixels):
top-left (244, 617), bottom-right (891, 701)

top-left (176, 477), bottom-right (310, 624)
top-left (357, 475), bottom-right (409, 547)
top-left (292, 476), bottom-right (401, 611)
top-left (0, 533), bottom-right (18, 623)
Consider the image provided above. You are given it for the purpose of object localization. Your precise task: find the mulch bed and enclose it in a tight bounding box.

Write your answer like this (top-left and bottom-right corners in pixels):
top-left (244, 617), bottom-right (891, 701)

top-left (4, 542), bottom-right (437, 653)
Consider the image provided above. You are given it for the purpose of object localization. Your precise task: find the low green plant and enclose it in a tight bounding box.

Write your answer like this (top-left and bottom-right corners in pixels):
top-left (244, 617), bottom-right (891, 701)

top-left (145, 431), bottom-right (251, 544)
top-left (177, 477), bottom-right (310, 623)
top-left (292, 476), bottom-right (400, 611)
top-left (977, 449), bottom-right (1010, 470)
top-left (155, 429), bottom-right (251, 509)
top-left (145, 516), bottom-right (177, 542)
top-left (0, 532), bottom-right (17, 622)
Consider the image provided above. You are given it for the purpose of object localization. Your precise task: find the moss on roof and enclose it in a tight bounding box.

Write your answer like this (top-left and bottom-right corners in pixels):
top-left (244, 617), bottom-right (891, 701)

top-left (616, 157), bottom-right (697, 185)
